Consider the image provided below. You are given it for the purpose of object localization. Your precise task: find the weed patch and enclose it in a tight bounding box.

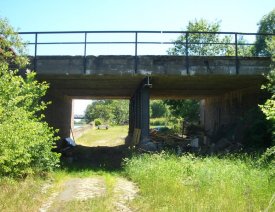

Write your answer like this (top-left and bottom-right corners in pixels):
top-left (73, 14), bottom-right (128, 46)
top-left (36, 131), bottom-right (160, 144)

top-left (123, 153), bottom-right (275, 211)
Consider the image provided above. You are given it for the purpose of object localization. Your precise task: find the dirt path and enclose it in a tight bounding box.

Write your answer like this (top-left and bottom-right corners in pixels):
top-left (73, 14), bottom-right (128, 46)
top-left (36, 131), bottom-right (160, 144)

top-left (39, 177), bottom-right (138, 212)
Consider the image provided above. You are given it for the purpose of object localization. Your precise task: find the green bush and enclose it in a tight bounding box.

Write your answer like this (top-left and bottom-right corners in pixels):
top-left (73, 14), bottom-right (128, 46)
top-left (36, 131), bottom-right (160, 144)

top-left (0, 70), bottom-right (60, 178)
top-left (0, 18), bottom-right (60, 177)
top-left (94, 118), bottom-right (102, 126)
top-left (0, 109), bottom-right (59, 177)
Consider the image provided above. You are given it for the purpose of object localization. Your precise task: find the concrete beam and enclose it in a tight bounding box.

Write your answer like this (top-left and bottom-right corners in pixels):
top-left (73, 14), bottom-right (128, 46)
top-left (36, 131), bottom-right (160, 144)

top-left (32, 55), bottom-right (271, 76)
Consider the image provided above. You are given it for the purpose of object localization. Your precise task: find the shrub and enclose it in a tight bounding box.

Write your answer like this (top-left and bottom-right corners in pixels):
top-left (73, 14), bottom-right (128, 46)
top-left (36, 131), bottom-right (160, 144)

top-left (94, 118), bottom-right (102, 126)
top-left (0, 18), bottom-right (60, 177)
top-left (0, 70), bottom-right (60, 178)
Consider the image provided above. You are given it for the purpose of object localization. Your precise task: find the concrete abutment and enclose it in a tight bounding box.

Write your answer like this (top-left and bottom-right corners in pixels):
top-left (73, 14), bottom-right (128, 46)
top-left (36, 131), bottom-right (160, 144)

top-left (200, 85), bottom-right (264, 141)
top-left (44, 90), bottom-right (73, 139)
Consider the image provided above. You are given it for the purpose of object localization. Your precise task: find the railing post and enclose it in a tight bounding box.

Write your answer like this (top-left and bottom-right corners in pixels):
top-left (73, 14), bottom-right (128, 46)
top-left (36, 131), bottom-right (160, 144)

top-left (134, 32), bottom-right (138, 74)
top-left (34, 33), bottom-right (38, 71)
top-left (185, 32), bottom-right (189, 75)
top-left (84, 32), bottom-right (87, 74)
top-left (235, 33), bottom-right (239, 74)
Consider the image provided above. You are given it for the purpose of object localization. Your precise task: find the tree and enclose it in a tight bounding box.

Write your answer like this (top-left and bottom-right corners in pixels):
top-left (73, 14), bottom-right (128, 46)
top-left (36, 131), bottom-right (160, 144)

top-left (85, 100), bottom-right (113, 123)
top-left (85, 100), bottom-right (129, 125)
top-left (164, 99), bottom-right (200, 123)
top-left (0, 19), bottom-right (28, 69)
top-left (260, 37), bottom-right (275, 143)
top-left (167, 19), bottom-right (223, 124)
top-left (150, 100), bottom-right (168, 118)
top-left (168, 19), bottom-right (233, 56)
top-left (259, 36), bottom-right (275, 168)
top-left (253, 9), bottom-right (275, 56)
top-left (111, 100), bottom-right (129, 125)
top-left (0, 18), bottom-right (60, 177)
top-left (168, 19), bottom-right (253, 57)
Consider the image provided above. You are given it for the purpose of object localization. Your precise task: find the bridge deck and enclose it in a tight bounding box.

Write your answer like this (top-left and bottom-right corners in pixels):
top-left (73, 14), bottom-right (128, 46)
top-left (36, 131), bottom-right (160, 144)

top-left (33, 55), bottom-right (270, 99)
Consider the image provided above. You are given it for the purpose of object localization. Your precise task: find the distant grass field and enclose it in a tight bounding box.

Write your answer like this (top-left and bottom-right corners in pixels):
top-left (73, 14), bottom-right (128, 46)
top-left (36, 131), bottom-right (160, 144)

top-left (76, 125), bottom-right (128, 147)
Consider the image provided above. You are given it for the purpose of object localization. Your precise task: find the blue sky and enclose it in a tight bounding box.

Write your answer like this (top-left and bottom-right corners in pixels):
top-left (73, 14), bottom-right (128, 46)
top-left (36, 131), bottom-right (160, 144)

top-left (1, 0), bottom-right (274, 115)
top-left (1, 0), bottom-right (274, 32)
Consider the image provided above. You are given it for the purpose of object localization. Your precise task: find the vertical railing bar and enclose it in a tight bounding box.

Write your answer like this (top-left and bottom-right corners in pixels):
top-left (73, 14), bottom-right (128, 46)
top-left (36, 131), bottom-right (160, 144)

top-left (235, 33), bottom-right (239, 74)
top-left (134, 32), bottom-right (138, 74)
top-left (34, 33), bottom-right (38, 71)
top-left (185, 32), bottom-right (189, 75)
top-left (84, 32), bottom-right (87, 74)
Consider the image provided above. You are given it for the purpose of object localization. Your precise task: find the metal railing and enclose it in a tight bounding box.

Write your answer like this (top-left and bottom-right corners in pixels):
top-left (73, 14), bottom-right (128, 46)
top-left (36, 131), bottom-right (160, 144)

top-left (18, 31), bottom-right (275, 74)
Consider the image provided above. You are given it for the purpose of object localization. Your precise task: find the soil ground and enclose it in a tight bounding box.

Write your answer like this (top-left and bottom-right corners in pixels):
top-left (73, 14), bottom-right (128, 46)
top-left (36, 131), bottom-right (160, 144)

top-left (39, 177), bottom-right (138, 212)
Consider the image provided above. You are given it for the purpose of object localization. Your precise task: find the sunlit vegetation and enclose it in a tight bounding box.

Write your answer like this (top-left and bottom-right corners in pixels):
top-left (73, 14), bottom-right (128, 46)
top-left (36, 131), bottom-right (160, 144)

top-left (76, 125), bottom-right (128, 147)
top-left (123, 153), bottom-right (275, 211)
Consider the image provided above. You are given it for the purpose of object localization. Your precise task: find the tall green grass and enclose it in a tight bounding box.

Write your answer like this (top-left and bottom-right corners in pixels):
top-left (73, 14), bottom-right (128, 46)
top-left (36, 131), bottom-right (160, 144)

top-left (0, 169), bottom-right (120, 211)
top-left (123, 153), bottom-right (275, 211)
top-left (0, 177), bottom-right (49, 212)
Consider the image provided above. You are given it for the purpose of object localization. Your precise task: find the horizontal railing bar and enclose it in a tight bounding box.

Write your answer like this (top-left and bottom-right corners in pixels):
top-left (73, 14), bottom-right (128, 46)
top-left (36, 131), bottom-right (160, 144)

top-left (18, 31), bottom-right (275, 36)
top-left (26, 41), bottom-right (255, 45)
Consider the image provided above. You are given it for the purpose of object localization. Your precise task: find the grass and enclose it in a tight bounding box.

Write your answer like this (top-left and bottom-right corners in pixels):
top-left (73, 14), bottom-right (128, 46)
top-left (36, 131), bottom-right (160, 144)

top-left (123, 153), bottom-right (275, 211)
top-left (76, 125), bottom-right (128, 146)
top-left (1, 126), bottom-right (274, 211)
top-left (0, 176), bottom-right (50, 212)
top-left (150, 117), bottom-right (167, 126)
top-left (1, 154), bottom-right (274, 212)
top-left (0, 168), bottom-right (120, 212)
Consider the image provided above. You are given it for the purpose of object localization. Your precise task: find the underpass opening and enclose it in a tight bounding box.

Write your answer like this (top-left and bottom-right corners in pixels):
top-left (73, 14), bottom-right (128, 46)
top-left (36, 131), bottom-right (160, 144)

top-left (72, 98), bottom-right (129, 147)
top-left (148, 98), bottom-right (203, 152)
top-left (58, 98), bottom-right (131, 169)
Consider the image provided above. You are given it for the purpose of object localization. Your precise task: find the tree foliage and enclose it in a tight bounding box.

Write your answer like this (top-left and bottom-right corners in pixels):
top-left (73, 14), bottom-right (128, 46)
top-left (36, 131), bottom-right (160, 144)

top-left (164, 99), bottom-right (200, 123)
top-left (150, 100), bottom-right (168, 118)
top-left (253, 9), bottom-right (275, 56)
top-left (0, 18), bottom-right (60, 177)
top-left (85, 100), bottom-right (129, 125)
top-left (259, 31), bottom-right (275, 167)
top-left (0, 18), bottom-right (28, 69)
top-left (168, 19), bottom-right (252, 57)
top-left (168, 19), bottom-right (233, 56)
top-left (260, 37), bottom-right (275, 143)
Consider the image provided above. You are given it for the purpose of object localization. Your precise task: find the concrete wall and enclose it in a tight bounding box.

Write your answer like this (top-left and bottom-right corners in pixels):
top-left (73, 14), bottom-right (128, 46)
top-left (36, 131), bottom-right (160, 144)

top-left (200, 86), bottom-right (263, 137)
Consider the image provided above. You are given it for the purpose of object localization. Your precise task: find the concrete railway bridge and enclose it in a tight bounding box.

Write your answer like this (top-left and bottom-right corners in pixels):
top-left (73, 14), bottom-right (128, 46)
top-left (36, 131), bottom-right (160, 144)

top-left (20, 31), bottom-right (273, 145)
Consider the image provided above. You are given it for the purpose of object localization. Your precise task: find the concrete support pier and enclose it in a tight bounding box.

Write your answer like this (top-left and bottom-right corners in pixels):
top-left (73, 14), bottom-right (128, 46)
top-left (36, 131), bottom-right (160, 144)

top-left (129, 77), bottom-right (151, 142)
top-left (44, 90), bottom-right (73, 139)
